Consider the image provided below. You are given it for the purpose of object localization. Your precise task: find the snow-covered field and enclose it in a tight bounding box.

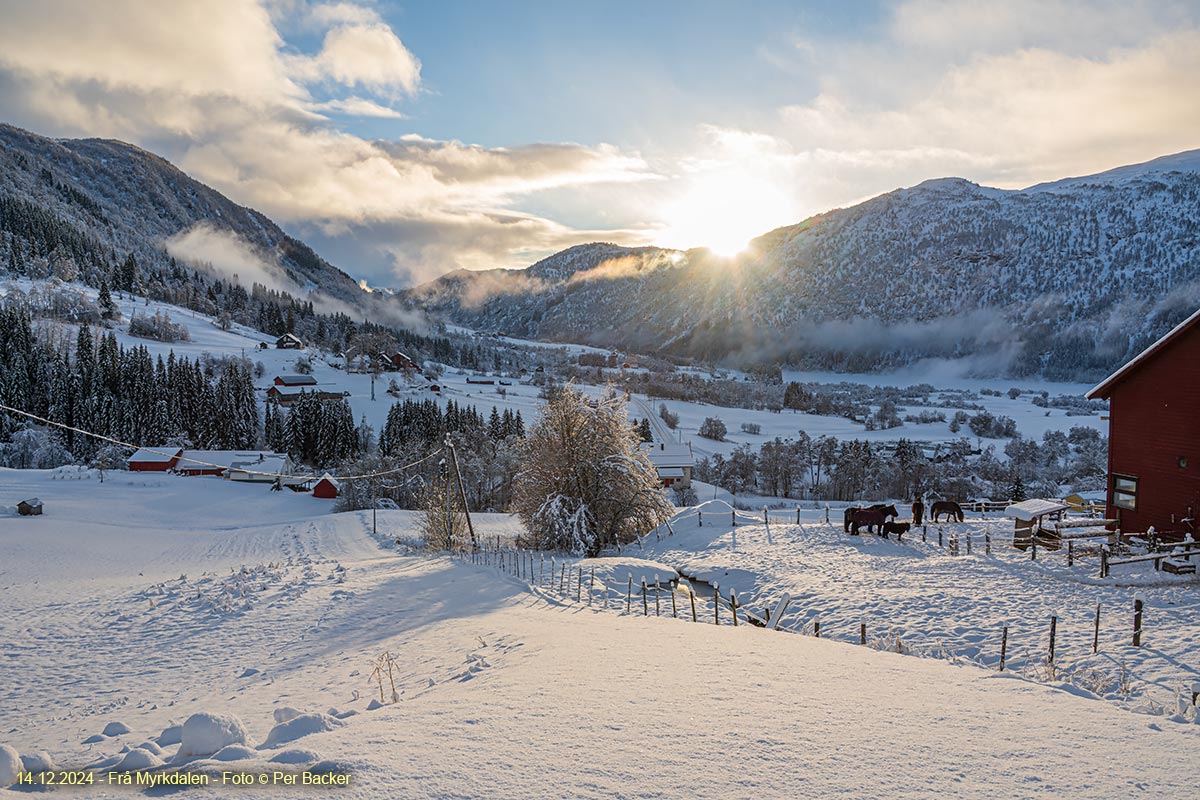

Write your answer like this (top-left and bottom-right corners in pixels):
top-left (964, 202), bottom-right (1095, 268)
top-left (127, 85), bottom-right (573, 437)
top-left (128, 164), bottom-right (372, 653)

top-left (3, 471), bottom-right (1200, 797)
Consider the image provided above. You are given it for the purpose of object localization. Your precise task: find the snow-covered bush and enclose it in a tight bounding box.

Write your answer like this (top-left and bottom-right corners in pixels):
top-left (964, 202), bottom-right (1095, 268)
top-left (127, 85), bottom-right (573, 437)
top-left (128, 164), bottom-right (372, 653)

top-left (671, 484), bottom-right (698, 507)
top-left (0, 427), bottom-right (74, 469)
top-left (0, 744), bottom-right (22, 788)
top-left (128, 311), bottom-right (190, 342)
top-left (740, 422), bottom-right (762, 435)
top-left (698, 417), bottom-right (727, 441)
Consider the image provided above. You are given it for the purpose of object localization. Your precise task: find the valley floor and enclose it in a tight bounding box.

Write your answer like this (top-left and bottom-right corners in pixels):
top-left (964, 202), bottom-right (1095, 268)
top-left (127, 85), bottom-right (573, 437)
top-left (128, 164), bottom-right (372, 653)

top-left (1, 469), bottom-right (1198, 798)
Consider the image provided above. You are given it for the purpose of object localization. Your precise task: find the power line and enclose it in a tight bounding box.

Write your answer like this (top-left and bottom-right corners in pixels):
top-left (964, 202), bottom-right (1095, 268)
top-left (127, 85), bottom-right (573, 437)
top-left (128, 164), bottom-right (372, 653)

top-left (0, 401), bottom-right (442, 481)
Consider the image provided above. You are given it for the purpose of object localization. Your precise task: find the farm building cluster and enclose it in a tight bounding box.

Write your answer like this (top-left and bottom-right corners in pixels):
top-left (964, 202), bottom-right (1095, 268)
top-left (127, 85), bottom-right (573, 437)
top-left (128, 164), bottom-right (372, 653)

top-left (126, 446), bottom-right (339, 499)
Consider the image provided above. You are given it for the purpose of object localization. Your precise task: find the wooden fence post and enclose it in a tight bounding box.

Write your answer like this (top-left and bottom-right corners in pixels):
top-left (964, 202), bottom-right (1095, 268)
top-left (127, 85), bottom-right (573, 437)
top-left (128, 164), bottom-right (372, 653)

top-left (577, 566), bottom-right (582, 602)
top-left (1031, 536), bottom-right (1037, 561)
top-left (967, 531), bottom-right (972, 555)
top-left (1000, 625), bottom-right (1008, 672)
top-left (690, 590), bottom-right (697, 622)
top-left (1100, 546), bottom-right (1109, 578)
top-left (814, 620), bottom-right (820, 638)
top-left (860, 622), bottom-right (867, 645)
top-left (1133, 597), bottom-right (1143, 647)
top-left (922, 525), bottom-right (927, 542)
top-left (671, 586), bottom-right (677, 618)
top-left (560, 562), bottom-right (566, 593)
top-left (655, 578), bottom-right (661, 616)
top-left (714, 591), bottom-right (720, 625)
top-left (732, 509), bottom-right (736, 527)
top-left (1067, 540), bottom-right (1074, 567)
top-left (985, 530), bottom-right (991, 555)
top-left (730, 591), bottom-right (739, 626)
top-left (1048, 615), bottom-right (1057, 666)
top-left (626, 574), bottom-right (632, 612)
top-left (698, 510), bottom-right (703, 527)
top-left (764, 509), bottom-right (768, 526)
top-left (1092, 602), bottom-right (1100, 654)
top-left (797, 508), bottom-right (801, 525)
top-left (642, 579), bottom-right (648, 616)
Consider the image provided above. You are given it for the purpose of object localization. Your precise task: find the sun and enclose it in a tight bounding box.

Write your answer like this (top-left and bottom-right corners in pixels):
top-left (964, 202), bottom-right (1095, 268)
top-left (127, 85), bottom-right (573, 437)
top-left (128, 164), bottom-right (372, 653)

top-left (656, 170), bottom-right (798, 257)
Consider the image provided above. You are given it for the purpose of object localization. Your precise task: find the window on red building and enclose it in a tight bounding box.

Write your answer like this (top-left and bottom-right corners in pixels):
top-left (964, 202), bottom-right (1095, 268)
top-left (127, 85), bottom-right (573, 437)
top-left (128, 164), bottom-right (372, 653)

top-left (1112, 474), bottom-right (1138, 510)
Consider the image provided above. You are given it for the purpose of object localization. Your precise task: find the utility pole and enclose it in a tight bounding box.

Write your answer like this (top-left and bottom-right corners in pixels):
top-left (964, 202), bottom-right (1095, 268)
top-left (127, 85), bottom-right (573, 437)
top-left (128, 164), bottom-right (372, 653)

top-left (447, 435), bottom-right (477, 549)
top-left (371, 476), bottom-right (377, 536)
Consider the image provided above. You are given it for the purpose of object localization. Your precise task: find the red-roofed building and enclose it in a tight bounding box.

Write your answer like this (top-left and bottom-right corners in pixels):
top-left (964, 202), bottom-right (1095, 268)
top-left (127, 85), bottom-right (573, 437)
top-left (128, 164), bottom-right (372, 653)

top-left (1086, 308), bottom-right (1200, 537)
top-left (128, 447), bottom-right (182, 472)
top-left (313, 473), bottom-right (340, 499)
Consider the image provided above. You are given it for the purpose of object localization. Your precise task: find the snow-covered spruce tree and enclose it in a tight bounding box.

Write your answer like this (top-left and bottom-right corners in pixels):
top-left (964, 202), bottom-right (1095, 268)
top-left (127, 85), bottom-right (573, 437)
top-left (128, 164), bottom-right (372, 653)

top-left (513, 385), bottom-right (673, 556)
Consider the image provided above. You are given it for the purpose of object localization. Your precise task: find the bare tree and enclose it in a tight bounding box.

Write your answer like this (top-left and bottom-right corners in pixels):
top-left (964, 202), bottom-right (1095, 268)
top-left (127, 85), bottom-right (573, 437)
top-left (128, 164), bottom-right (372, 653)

top-left (514, 385), bottom-right (673, 556)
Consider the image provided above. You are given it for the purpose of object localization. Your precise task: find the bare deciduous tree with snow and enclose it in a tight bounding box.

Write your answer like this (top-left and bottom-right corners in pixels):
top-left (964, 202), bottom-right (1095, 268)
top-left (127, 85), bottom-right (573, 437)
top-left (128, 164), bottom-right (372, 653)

top-left (514, 385), bottom-right (673, 556)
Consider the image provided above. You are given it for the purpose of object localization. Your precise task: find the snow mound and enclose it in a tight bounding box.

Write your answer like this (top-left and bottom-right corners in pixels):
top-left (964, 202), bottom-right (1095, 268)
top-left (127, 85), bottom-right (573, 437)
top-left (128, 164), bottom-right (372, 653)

top-left (176, 712), bottom-right (249, 758)
top-left (273, 706), bottom-right (303, 724)
top-left (114, 748), bottom-right (163, 771)
top-left (268, 748), bottom-right (320, 765)
top-left (102, 721), bottom-right (132, 737)
top-left (83, 734), bottom-right (106, 744)
top-left (155, 723), bottom-right (183, 746)
top-left (580, 556), bottom-right (679, 590)
top-left (261, 713), bottom-right (344, 748)
top-left (135, 741), bottom-right (164, 756)
top-left (211, 744), bottom-right (257, 762)
top-left (20, 751), bottom-right (55, 773)
top-left (0, 745), bottom-right (22, 788)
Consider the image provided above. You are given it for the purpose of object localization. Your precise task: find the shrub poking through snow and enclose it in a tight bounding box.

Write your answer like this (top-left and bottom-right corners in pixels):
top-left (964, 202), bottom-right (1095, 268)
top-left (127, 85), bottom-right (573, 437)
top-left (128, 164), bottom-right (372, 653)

top-left (514, 385), bottom-right (673, 556)
top-left (176, 712), bottom-right (248, 759)
top-left (369, 652), bottom-right (401, 704)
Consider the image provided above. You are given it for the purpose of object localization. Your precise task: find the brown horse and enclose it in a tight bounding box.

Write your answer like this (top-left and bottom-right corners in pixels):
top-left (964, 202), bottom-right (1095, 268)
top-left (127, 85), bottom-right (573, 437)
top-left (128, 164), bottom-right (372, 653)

top-left (844, 503), bottom-right (892, 532)
top-left (930, 500), bottom-right (964, 522)
top-left (850, 504), bottom-right (899, 535)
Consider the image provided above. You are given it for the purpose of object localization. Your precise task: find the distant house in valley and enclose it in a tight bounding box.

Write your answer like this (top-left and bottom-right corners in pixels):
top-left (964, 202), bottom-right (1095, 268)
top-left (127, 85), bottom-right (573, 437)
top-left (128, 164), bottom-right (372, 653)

top-left (225, 453), bottom-right (294, 483)
top-left (373, 351), bottom-right (417, 372)
top-left (17, 498), bottom-right (43, 516)
top-left (639, 441), bottom-right (694, 490)
top-left (274, 374), bottom-right (318, 387)
top-left (128, 446), bottom-right (183, 471)
top-left (266, 387), bottom-right (347, 405)
top-left (173, 450), bottom-right (289, 478)
top-left (275, 333), bottom-right (303, 349)
top-left (390, 351), bottom-right (417, 371)
top-left (312, 473), bottom-right (340, 499)
top-left (1086, 307), bottom-right (1200, 538)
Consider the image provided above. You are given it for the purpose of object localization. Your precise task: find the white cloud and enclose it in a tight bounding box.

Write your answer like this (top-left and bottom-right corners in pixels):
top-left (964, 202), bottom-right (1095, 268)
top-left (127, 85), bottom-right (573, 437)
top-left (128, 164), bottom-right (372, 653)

top-left (0, 0), bottom-right (657, 285)
top-left (289, 22), bottom-right (422, 95)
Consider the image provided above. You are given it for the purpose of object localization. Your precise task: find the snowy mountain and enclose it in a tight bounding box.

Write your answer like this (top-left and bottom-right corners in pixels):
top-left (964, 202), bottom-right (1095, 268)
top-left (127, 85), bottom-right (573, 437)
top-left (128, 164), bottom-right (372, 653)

top-left (0, 123), bottom-right (368, 311)
top-left (401, 151), bottom-right (1200, 380)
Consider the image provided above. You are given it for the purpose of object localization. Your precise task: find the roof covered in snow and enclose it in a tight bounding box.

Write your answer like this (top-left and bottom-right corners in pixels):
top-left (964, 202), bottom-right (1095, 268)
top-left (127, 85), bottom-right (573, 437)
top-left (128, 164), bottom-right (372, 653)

top-left (275, 374), bottom-right (317, 385)
top-left (1086, 306), bottom-right (1200, 399)
top-left (1004, 499), bottom-right (1070, 521)
top-left (128, 447), bottom-right (183, 463)
top-left (639, 442), bottom-right (693, 468)
top-left (177, 450), bottom-right (289, 471)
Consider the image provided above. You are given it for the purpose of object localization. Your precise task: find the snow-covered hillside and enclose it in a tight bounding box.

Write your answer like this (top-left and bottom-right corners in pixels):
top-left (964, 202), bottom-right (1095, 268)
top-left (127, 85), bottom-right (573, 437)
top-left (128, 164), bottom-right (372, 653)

top-left (401, 150), bottom-right (1200, 381)
top-left (1, 473), bottom-right (1198, 798)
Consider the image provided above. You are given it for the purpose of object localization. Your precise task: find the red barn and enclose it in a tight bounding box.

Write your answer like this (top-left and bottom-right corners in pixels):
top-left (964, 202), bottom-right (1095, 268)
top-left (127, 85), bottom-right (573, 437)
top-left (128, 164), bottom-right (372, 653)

top-left (1086, 308), bottom-right (1200, 538)
top-left (128, 447), bottom-right (182, 471)
top-left (313, 473), bottom-right (340, 499)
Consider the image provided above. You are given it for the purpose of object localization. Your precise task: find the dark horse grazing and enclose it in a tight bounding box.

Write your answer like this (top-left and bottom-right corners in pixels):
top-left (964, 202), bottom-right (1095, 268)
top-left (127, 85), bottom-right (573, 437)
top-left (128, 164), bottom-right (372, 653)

top-left (844, 503), bottom-right (893, 532)
top-left (930, 500), bottom-right (964, 522)
top-left (849, 504), bottom-right (899, 535)
top-left (881, 521), bottom-right (911, 540)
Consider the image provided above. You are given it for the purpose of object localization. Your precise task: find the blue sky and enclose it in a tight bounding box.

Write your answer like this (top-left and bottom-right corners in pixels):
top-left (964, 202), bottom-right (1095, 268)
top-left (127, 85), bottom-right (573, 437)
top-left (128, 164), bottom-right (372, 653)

top-left (1, 1), bottom-right (1199, 286)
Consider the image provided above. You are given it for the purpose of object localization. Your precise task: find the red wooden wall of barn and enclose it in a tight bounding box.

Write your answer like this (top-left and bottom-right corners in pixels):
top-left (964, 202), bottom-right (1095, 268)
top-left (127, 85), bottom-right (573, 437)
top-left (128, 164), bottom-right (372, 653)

top-left (1105, 323), bottom-right (1200, 535)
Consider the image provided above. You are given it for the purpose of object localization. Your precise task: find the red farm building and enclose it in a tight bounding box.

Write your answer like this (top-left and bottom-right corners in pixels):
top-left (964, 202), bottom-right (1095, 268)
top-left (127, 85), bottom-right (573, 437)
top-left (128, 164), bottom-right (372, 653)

top-left (1086, 307), bottom-right (1200, 539)
top-left (128, 447), bottom-right (182, 471)
top-left (312, 473), bottom-right (340, 499)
